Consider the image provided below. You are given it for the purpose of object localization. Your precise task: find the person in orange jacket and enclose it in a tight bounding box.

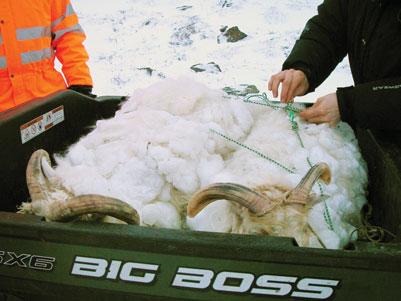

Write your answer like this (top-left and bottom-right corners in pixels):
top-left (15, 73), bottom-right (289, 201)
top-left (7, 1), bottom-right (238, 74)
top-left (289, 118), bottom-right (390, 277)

top-left (0, 0), bottom-right (94, 112)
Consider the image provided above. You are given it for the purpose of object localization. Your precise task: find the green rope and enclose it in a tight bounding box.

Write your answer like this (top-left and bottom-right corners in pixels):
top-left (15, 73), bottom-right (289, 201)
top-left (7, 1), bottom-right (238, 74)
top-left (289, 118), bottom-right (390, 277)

top-left (287, 102), bottom-right (334, 231)
top-left (228, 93), bottom-right (335, 231)
top-left (209, 129), bottom-right (296, 174)
top-left (245, 93), bottom-right (303, 113)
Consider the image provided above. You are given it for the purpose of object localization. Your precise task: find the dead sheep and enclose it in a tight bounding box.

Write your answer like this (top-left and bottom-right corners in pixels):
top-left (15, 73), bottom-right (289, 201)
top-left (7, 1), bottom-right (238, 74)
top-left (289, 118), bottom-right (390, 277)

top-left (19, 78), bottom-right (368, 249)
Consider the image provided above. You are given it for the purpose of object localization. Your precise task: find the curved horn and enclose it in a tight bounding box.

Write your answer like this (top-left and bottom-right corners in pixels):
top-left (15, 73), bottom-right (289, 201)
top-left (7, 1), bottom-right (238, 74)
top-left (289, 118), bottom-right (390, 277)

top-left (187, 183), bottom-right (276, 218)
top-left (26, 149), bottom-right (53, 203)
top-left (46, 194), bottom-right (140, 225)
top-left (286, 162), bottom-right (331, 205)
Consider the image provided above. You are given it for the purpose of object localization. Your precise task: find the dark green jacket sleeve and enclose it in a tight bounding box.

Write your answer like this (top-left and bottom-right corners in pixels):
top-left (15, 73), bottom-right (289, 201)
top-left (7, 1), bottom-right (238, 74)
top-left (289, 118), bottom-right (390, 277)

top-left (337, 77), bottom-right (401, 130)
top-left (283, 0), bottom-right (348, 92)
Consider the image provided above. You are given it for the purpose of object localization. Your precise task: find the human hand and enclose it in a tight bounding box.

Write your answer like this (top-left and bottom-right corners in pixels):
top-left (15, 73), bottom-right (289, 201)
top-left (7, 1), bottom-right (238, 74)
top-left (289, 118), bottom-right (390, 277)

top-left (300, 93), bottom-right (340, 127)
top-left (268, 69), bottom-right (309, 103)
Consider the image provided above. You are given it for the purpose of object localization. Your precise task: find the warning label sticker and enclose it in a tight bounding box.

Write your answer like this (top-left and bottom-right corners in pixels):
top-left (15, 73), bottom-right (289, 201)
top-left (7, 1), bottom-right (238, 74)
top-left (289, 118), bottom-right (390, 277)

top-left (20, 106), bottom-right (65, 144)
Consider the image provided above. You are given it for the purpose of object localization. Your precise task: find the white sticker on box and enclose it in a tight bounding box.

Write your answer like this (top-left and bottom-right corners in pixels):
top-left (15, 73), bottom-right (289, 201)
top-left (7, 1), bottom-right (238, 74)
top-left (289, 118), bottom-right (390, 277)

top-left (20, 105), bottom-right (65, 144)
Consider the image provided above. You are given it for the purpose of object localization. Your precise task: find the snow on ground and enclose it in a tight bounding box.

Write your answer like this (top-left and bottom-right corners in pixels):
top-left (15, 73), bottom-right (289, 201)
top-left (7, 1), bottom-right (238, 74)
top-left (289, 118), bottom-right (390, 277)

top-left (73, 0), bottom-right (353, 102)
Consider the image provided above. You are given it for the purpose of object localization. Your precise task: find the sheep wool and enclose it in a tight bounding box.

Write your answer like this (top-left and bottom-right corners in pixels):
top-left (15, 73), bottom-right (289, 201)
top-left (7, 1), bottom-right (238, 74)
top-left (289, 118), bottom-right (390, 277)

top-left (52, 77), bottom-right (368, 249)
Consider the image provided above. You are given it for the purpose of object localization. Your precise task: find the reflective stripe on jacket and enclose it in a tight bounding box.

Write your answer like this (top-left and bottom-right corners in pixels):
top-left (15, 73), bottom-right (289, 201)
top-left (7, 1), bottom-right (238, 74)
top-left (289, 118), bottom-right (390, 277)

top-left (0, 0), bottom-right (93, 112)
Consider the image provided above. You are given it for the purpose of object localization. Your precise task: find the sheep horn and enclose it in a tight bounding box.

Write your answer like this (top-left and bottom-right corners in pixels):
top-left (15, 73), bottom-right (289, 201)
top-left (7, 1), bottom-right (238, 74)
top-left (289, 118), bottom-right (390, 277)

top-left (26, 150), bottom-right (140, 225)
top-left (26, 149), bottom-right (53, 203)
top-left (187, 183), bottom-right (276, 218)
top-left (45, 194), bottom-right (140, 225)
top-left (187, 163), bottom-right (331, 218)
top-left (285, 162), bottom-right (331, 205)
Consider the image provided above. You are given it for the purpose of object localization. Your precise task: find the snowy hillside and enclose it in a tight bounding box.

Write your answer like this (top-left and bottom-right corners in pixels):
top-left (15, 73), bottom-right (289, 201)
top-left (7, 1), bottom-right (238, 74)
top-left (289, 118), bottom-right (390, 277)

top-left (73, 0), bottom-right (353, 102)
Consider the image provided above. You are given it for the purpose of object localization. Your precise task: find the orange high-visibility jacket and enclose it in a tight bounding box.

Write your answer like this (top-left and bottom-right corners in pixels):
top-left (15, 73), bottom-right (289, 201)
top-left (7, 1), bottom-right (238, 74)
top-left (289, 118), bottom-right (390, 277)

top-left (0, 0), bottom-right (93, 112)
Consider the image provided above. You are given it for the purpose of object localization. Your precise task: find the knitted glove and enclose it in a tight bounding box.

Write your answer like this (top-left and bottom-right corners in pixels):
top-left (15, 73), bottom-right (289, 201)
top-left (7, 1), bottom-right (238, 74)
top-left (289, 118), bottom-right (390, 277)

top-left (68, 85), bottom-right (97, 98)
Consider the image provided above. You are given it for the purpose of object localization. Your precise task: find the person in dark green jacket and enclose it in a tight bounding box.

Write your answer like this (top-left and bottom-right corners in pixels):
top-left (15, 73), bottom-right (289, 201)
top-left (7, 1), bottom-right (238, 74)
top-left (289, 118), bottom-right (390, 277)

top-left (268, 0), bottom-right (401, 130)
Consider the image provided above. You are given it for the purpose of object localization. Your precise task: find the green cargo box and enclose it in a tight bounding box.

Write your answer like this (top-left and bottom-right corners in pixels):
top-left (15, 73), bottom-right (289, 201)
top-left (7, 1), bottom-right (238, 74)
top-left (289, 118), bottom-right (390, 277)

top-left (0, 91), bottom-right (400, 301)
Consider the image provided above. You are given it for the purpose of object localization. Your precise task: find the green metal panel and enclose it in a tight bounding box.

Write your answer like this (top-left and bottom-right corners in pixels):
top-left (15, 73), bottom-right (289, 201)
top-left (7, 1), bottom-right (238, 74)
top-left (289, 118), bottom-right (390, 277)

top-left (356, 128), bottom-right (401, 235)
top-left (0, 90), bottom-right (125, 211)
top-left (0, 213), bottom-right (400, 301)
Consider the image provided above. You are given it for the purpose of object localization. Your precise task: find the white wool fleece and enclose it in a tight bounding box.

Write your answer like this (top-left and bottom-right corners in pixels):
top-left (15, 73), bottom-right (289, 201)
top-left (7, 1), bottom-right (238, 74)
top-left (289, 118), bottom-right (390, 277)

top-left (53, 77), bottom-right (368, 249)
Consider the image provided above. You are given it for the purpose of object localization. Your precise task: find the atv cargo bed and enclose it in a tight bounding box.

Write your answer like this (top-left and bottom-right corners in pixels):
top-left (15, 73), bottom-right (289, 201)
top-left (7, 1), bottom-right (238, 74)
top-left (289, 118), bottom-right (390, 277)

top-left (0, 91), bottom-right (400, 301)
